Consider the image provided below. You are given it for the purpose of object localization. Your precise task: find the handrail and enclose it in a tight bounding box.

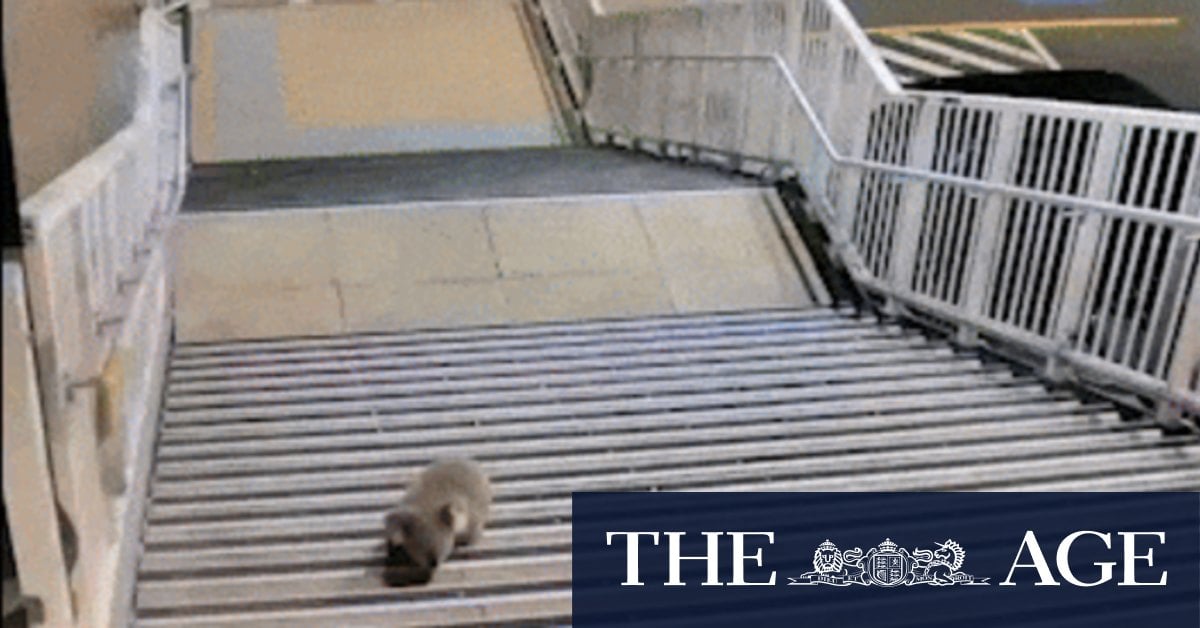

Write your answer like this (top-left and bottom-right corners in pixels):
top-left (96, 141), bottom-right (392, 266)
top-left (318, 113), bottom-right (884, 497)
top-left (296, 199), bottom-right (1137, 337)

top-left (817, 0), bottom-right (902, 93)
top-left (587, 53), bottom-right (844, 166)
top-left (586, 52), bottom-right (1200, 233)
top-left (543, 0), bottom-right (1200, 417)
top-left (20, 8), bottom-right (186, 376)
top-left (11, 7), bottom-right (187, 625)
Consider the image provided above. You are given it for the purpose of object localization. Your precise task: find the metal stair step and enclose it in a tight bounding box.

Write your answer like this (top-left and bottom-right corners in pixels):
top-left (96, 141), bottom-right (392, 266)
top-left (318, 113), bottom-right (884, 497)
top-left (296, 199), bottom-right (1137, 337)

top-left (168, 309), bottom-right (861, 371)
top-left (136, 307), bottom-right (1199, 626)
top-left (142, 497), bottom-right (577, 549)
top-left (166, 333), bottom-right (931, 397)
top-left (165, 339), bottom-right (952, 409)
top-left (145, 432), bottom-right (1173, 523)
top-left (166, 331), bottom-right (918, 397)
top-left (136, 589), bottom-right (573, 628)
top-left (151, 399), bottom-right (1101, 479)
top-left (137, 554), bottom-right (571, 615)
top-left (155, 384), bottom-right (1070, 446)
top-left (166, 321), bottom-right (902, 386)
top-left (138, 523), bottom-right (573, 577)
top-left (171, 307), bottom-right (853, 361)
top-left (151, 414), bottom-right (1121, 501)
top-left (162, 366), bottom-right (1020, 427)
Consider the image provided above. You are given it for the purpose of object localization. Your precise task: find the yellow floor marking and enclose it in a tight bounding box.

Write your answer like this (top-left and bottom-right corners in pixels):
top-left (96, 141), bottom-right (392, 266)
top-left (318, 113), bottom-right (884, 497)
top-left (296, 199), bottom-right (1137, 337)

top-left (869, 16), bottom-right (1181, 36)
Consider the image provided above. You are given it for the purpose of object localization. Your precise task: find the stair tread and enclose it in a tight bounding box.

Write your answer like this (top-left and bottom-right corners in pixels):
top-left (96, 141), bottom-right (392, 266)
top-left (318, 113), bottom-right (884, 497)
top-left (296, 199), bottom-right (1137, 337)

top-left (136, 308), bottom-right (1200, 625)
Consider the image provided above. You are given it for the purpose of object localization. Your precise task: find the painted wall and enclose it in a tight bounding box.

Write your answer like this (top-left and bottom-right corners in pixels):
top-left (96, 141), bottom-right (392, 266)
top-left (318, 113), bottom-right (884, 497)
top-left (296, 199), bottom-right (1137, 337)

top-left (191, 0), bottom-right (566, 162)
top-left (3, 0), bottom-right (142, 199)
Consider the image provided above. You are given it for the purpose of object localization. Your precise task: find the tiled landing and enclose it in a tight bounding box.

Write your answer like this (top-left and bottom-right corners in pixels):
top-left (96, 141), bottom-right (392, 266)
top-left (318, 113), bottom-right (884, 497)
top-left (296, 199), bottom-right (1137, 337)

top-left (173, 188), bottom-right (828, 342)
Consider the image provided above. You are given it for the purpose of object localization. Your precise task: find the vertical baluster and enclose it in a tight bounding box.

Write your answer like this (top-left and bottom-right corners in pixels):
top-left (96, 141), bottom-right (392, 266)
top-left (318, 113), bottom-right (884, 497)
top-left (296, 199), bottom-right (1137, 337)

top-left (2, 263), bottom-right (76, 627)
top-left (1124, 131), bottom-right (1187, 370)
top-left (1054, 120), bottom-right (1119, 360)
top-left (960, 111), bottom-right (1020, 344)
top-left (1108, 128), bottom-right (1167, 364)
top-left (1141, 229), bottom-right (1187, 379)
top-left (1038, 119), bottom-right (1085, 334)
top-left (870, 106), bottom-right (897, 277)
top-left (930, 109), bottom-right (963, 300)
top-left (1152, 138), bottom-right (1200, 386)
top-left (79, 197), bottom-right (102, 343)
top-left (947, 109), bottom-right (990, 304)
top-left (1065, 120), bottom-right (1128, 369)
top-left (862, 175), bottom-right (884, 276)
top-left (1160, 246), bottom-right (1200, 421)
top-left (1004, 116), bottom-right (1045, 326)
top-left (989, 115), bottom-right (1032, 325)
top-left (1100, 127), bottom-right (1155, 361)
top-left (1011, 116), bottom-right (1056, 329)
top-left (927, 107), bottom-right (963, 298)
top-left (833, 97), bottom-right (871, 256)
top-left (100, 175), bottom-right (118, 337)
top-left (911, 106), bottom-right (939, 295)
top-left (1147, 136), bottom-right (1199, 382)
top-left (885, 99), bottom-right (938, 312)
top-left (1028, 118), bottom-right (1070, 334)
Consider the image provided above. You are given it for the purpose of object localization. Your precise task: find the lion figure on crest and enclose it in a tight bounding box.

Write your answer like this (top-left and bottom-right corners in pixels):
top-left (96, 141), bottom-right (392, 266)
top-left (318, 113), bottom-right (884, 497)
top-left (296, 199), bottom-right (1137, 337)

top-left (807, 540), bottom-right (865, 583)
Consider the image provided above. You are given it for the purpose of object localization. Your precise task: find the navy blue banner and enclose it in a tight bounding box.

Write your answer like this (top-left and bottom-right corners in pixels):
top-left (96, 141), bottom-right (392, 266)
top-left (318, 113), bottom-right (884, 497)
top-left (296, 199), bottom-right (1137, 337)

top-left (572, 493), bottom-right (1200, 627)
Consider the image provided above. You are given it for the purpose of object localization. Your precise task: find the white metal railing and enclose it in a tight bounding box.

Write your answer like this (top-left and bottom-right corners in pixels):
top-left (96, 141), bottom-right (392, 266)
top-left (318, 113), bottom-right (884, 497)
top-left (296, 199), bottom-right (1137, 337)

top-left (11, 6), bottom-right (186, 625)
top-left (539, 0), bottom-right (1200, 419)
top-left (20, 9), bottom-right (185, 387)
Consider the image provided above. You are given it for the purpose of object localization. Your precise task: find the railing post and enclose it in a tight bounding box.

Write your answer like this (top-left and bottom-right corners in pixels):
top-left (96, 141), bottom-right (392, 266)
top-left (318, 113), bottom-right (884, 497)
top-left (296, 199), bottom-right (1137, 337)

top-left (830, 163), bottom-right (858, 245)
top-left (55, 385), bottom-right (118, 625)
top-left (957, 110), bottom-right (1023, 346)
top-left (1049, 120), bottom-right (1125, 379)
top-left (1161, 270), bottom-right (1200, 420)
top-left (1160, 152), bottom-right (1200, 421)
top-left (884, 100), bottom-right (938, 315)
top-left (2, 262), bottom-right (76, 627)
top-left (829, 108), bottom-right (868, 248)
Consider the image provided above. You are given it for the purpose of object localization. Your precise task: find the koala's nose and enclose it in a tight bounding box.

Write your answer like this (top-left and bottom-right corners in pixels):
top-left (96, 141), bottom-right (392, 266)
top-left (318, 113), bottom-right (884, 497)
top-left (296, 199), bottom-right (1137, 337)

top-left (429, 557), bottom-right (440, 569)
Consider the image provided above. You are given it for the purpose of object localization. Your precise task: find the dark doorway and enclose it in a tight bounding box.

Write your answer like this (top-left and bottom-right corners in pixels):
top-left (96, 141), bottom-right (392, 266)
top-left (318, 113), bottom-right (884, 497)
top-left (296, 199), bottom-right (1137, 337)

top-left (2, 41), bottom-right (22, 248)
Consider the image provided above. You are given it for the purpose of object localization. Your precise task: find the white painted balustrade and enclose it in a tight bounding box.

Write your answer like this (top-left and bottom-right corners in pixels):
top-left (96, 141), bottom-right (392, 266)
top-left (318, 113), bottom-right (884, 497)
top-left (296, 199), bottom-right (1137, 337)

top-left (4, 7), bottom-right (186, 627)
top-left (539, 0), bottom-right (1200, 419)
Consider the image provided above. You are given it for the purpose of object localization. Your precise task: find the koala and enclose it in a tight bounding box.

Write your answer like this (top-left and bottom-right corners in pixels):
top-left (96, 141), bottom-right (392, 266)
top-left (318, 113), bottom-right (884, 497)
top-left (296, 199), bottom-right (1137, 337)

top-left (382, 458), bottom-right (492, 586)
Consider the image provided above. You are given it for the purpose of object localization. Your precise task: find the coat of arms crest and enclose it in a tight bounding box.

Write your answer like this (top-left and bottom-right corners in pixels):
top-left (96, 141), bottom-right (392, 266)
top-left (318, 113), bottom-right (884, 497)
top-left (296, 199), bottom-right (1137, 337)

top-left (789, 538), bottom-right (989, 587)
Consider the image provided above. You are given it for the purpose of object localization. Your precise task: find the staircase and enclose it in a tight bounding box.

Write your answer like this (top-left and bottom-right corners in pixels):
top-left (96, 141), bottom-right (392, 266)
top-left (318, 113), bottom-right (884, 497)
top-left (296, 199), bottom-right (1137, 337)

top-left (8, 1), bottom-right (1200, 626)
top-left (134, 307), bottom-right (1200, 626)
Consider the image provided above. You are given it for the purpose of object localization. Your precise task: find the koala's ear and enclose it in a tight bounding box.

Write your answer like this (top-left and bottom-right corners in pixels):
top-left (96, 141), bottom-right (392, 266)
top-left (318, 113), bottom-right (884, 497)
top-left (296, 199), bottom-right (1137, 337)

top-left (437, 502), bottom-right (467, 534)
